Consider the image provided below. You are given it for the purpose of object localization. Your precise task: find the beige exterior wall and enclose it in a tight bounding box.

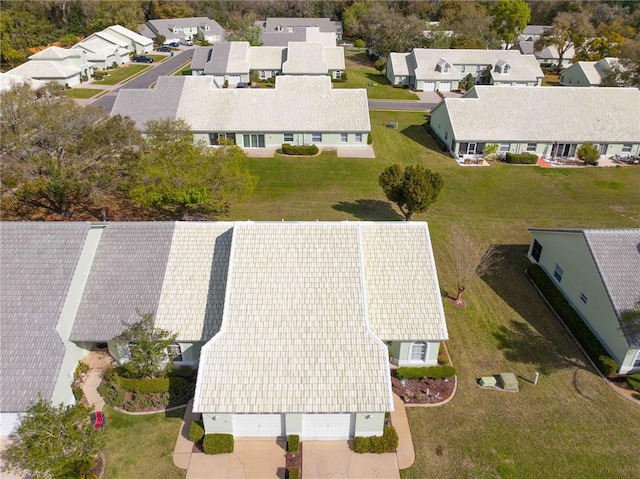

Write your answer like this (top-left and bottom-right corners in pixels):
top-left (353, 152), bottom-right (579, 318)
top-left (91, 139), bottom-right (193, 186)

top-left (529, 231), bottom-right (635, 373)
top-left (203, 413), bottom-right (234, 434)
top-left (354, 412), bottom-right (385, 437)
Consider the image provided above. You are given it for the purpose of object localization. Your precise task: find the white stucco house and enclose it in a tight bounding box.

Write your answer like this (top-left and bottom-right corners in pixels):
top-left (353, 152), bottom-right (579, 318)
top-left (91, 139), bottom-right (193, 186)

top-left (386, 49), bottom-right (543, 91)
top-left (257, 17), bottom-right (343, 45)
top-left (139, 17), bottom-right (225, 45)
top-left (0, 221), bottom-right (448, 440)
top-left (429, 85), bottom-right (640, 161)
top-left (4, 46), bottom-right (94, 87)
top-left (560, 58), bottom-right (620, 87)
top-left (111, 75), bottom-right (369, 151)
top-left (527, 228), bottom-right (640, 374)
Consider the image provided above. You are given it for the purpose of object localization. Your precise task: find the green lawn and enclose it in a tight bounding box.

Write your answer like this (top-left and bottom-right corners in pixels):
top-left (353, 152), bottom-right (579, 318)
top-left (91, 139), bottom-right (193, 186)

top-left (103, 407), bottom-right (186, 479)
top-left (227, 110), bottom-right (640, 478)
top-left (333, 50), bottom-right (419, 100)
top-left (64, 88), bottom-right (103, 99)
top-left (93, 64), bottom-right (149, 85)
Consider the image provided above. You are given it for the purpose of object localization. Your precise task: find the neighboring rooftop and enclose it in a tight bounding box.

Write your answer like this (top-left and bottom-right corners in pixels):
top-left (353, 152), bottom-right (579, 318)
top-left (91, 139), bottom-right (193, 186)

top-left (29, 46), bottom-right (83, 60)
top-left (5, 61), bottom-right (81, 80)
top-left (258, 19), bottom-right (342, 46)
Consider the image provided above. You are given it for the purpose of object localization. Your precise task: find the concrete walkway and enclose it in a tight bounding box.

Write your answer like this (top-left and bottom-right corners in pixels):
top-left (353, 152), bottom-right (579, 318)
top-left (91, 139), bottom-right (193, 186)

top-left (391, 393), bottom-right (415, 469)
top-left (303, 441), bottom-right (400, 479)
top-left (173, 399), bottom-right (200, 470)
top-left (82, 369), bottom-right (105, 412)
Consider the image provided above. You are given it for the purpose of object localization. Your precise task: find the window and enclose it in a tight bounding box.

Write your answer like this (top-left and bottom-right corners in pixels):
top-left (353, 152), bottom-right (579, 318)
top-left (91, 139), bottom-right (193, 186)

top-left (476, 65), bottom-right (482, 72)
top-left (260, 70), bottom-right (266, 79)
top-left (335, 70), bottom-right (342, 78)
top-left (443, 64), bottom-right (449, 73)
top-left (531, 239), bottom-right (542, 262)
top-left (622, 144), bottom-right (632, 153)
top-left (312, 132), bottom-right (322, 142)
top-left (553, 264), bottom-right (564, 283)
top-left (340, 133), bottom-right (348, 143)
top-left (598, 144), bottom-right (608, 154)
top-left (500, 143), bottom-right (510, 152)
top-left (167, 343), bottom-right (183, 362)
top-left (527, 143), bottom-right (536, 152)
top-left (243, 134), bottom-right (265, 147)
top-left (410, 342), bottom-right (427, 361)
top-left (205, 25), bottom-right (210, 31)
top-left (355, 133), bottom-right (362, 143)
top-left (580, 293), bottom-right (588, 304)
top-left (460, 65), bottom-right (465, 73)
top-left (284, 133), bottom-right (294, 142)
top-left (467, 142), bottom-right (477, 155)
top-left (445, 131), bottom-right (448, 140)
top-left (503, 65), bottom-right (510, 74)
top-left (209, 133), bottom-right (235, 145)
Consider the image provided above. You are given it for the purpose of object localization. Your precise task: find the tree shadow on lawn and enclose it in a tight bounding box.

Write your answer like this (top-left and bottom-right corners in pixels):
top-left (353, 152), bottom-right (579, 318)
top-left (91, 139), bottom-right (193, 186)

top-left (482, 244), bottom-right (592, 375)
top-left (400, 123), bottom-right (438, 151)
top-left (332, 199), bottom-right (403, 220)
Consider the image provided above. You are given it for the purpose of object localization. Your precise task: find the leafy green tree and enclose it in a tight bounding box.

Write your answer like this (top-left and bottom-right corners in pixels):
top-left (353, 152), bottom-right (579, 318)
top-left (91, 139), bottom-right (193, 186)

top-left (577, 143), bottom-right (600, 165)
top-left (378, 164), bottom-right (443, 221)
top-left (88, 0), bottom-right (144, 33)
top-left (342, 1), bottom-right (370, 38)
top-left (0, 84), bottom-right (142, 220)
top-left (129, 118), bottom-right (257, 220)
top-left (115, 311), bottom-right (177, 379)
top-left (225, 23), bottom-right (263, 45)
top-left (354, 39), bottom-right (365, 49)
top-left (361, 3), bottom-right (427, 57)
top-left (440, 0), bottom-right (498, 49)
top-left (0, 398), bottom-right (104, 479)
top-left (535, 11), bottom-right (595, 73)
top-left (58, 32), bottom-right (80, 48)
top-left (490, 0), bottom-right (531, 49)
top-left (463, 73), bottom-right (475, 91)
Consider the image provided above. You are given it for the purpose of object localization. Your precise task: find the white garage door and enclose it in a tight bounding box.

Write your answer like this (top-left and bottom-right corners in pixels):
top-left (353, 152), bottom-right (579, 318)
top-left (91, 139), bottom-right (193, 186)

top-left (421, 82), bottom-right (435, 92)
top-left (228, 75), bottom-right (242, 86)
top-left (213, 76), bottom-right (224, 87)
top-left (301, 413), bottom-right (354, 440)
top-left (233, 414), bottom-right (285, 437)
top-left (438, 82), bottom-right (452, 92)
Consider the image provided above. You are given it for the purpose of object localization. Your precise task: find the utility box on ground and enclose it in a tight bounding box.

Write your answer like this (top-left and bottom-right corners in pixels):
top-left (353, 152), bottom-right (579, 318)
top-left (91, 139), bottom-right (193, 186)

top-left (479, 376), bottom-right (497, 387)
top-left (499, 372), bottom-right (519, 391)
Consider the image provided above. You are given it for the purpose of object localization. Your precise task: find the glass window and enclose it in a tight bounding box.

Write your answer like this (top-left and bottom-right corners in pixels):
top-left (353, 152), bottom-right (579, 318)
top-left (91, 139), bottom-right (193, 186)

top-left (527, 143), bottom-right (536, 152)
top-left (622, 144), bottom-right (632, 152)
top-left (312, 133), bottom-right (322, 142)
top-left (284, 133), bottom-right (294, 142)
top-left (580, 293), bottom-right (588, 304)
top-left (260, 70), bottom-right (266, 79)
top-left (553, 264), bottom-right (564, 283)
top-left (500, 143), bottom-right (510, 152)
top-left (531, 239), bottom-right (542, 262)
top-left (410, 342), bottom-right (427, 361)
top-left (460, 65), bottom-right (465, 73)
top-left (166, 344), bottom-right (182, 362)
top-left (335, 70), bottom-right (342, 78)
top-left (355, 133), bottom-right (362, 143)
top-left (340, 133), bottom-right (347, 143)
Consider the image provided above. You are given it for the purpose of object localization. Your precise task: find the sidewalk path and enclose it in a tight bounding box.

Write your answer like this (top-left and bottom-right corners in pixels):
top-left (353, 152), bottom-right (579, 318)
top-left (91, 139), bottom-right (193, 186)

top-left (173, 399), bottom-right (200, 470)
top-left (82, 369), bottom-right (105, 412)
top-left (391, 393), bottom-right (415, 469)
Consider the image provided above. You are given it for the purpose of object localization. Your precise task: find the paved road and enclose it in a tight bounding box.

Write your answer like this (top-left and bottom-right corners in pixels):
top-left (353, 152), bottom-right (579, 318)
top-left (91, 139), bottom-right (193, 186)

top-left (90, 48), bottom-right (195, 113)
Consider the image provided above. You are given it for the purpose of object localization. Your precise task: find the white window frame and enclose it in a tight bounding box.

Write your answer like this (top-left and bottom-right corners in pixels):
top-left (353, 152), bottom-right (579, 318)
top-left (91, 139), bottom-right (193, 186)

top-left (340, 133), bottom-right (348, 143)
top-left (409, 342), bottom-right (428, 362)
top-left (553, 264), bottom-right (564, 283)
top-left (260, 70), bottom-right (266, 79)
top-left (311, 132), bottom-right (322, 142)
top-left (167, 343), bottom-right (183, 362)
top-left (467, 142), bottom-right (477, 155)
top-left (355, 133), bottom-right (362, 143)
top-left (622, 144), bottom-right (632, 153)
top-left (527, 143), bottom-right (536, 152)
top-left (460, 65), bottom-right (465, 73)
top-left (335, 70), bottom-right (342, 78)
top-left (284, 133), bottom-right (294, 142)
top-left (499, 143), bottom-right (510, 152)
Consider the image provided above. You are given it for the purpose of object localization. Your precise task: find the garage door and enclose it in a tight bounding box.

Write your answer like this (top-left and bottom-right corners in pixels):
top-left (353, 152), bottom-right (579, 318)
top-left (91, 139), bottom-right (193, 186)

top-left (233, 414), bottom-right (285, 437)
top-left (301, 413), bottom-right (354, 440)
top-left (438, 82), bottom-right (452, 92)
top-left (421, 82), bottom-right (435, 92)
top-left (228, 75), bottom-right (242, 86)
top-left (213, 76), bottom-right (224, 87)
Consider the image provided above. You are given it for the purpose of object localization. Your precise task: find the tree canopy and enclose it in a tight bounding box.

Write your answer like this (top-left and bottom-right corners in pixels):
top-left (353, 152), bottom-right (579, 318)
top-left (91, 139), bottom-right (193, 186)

top-left (0, 398), bottom-right (104, 479)
top-left (378, 164), bottom-right (443, 221)
top-left (535, 11), bottom-right (595, 73)
top-left (490, 0), bottom-right (531, 49)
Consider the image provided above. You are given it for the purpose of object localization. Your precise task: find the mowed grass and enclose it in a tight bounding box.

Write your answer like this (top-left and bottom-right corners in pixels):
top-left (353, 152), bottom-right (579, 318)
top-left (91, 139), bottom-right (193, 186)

top-left (333, 50), bottom-right (419, 100)
top-left (102, 406), bottom-right (186, 479)
top-left (64, 88), bottom-right (102, 99)
top-left (93, 64), bottom-right (149, 85)
top-left (229, 110), bottom-right (640, 478)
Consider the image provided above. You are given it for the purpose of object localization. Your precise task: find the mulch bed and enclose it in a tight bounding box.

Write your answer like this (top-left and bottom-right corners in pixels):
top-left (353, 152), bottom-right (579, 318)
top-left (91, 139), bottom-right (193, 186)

top-left (391, 369), bottom-right (455, 405)
top-left (286, 442), bottom-right (302, 470)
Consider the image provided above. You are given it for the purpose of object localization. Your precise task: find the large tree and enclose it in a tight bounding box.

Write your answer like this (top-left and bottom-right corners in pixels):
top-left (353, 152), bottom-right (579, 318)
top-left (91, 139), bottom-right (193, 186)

top-left (378, 164), bottom-right (443, 221)
top-left (1, 398), bottom-right (104, 479)
top-left (129, 118), bottom-right (257, 220)
top-left (535, 11), bottom-right (595, 73)
top-left (490, 0), bottom-right (531, 49)
top-left (0, 84), bottom-right (142, 220)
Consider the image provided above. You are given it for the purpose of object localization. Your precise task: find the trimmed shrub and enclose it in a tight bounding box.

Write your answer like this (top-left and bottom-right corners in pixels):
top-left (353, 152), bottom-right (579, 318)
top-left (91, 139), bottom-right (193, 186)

top-left (189, 421), bottom-right (205, 443)
top-left (577, 142), bottom-right (600, 165)
top-left (354, 426), bottom-right (398, 454)
top-left (287, 434), bottom-right (300, 453)
top-left (72, 386), bottom-right (83, 401)
top-left (396, 365), bottom-right (456, 380)
top-left (92, 71), bottom-right (105, 80)
top-left (626, 374), bottom-right (640, 392)
top-left (117, 376), bottom-right (189, 394)
top-left (503, 152), bottom-right (538, 164)
top-left (367, 132), bottom-right (373, 145)
top-left (282, 144), bottom-right (319, 156)
top-left (203, 433), bottom-right (234, 454)
top-left (527, 264), bottom-right (618, 376)
top-left (354, 39), bottom-right (365, 49)
top-left (287, 467), bottom-right (300, 479)
top-left (423, 123), bottom-right (449, 152)
top-left (169, 365), bottom-right (195, 379)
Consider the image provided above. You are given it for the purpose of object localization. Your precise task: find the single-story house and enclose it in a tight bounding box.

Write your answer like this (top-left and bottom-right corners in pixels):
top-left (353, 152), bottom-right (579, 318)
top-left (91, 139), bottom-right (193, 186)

top-left (0, 73), bottom-right (46, 92)
top-left (191, 28), bottom-right (344, 80)
top-left (515, 40), bottom-right (575, 68)
top-left (386, 49), bottom-right (543, 91)
top-left (139, 17), bottom-right (225, 45)
top-left (560, 58), bottom-right (619, 87)
top-left (527, 228), bottom-right (640, 374)
top-left (429, 85), bottom-right (640, 161)
top-left (28, 46), bottom-right (94, 80)
top-left (0, 221), bottom-right (448, 440)
top-left (111, 75), bottom-right (370, 150)
top-left (72, 38), bottom-right (130, 70)
top-left (101, 25), bottom-right (153, 54)
top-left (5, 46), bottom-right (95, 87)
top-left (519, 25), bottom-right (548, 42)
top-left (257, 17), bottom-right (343, 45)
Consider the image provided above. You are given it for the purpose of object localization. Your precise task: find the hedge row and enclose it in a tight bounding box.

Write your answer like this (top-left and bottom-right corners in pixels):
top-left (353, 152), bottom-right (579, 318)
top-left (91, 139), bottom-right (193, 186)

top-left (527, 264), bottom-right (618, 376)
top-left (503, 152), bottom-right (538, 164)
top-left (423, 123), bottom-right (448, 152)
top-left (190, 421), bottom-right (205, 443)
top-left (287, 434), bottom-right (300, 453)
top-left (287, 468), bottom-right (300, 479)
top-left (282, 144), bottom-right (319, 156)
top-left (353, 426), bottom-right (398, 454)
top-left (627, 374), bottom-right (640, 392)
top-left (203, 433), bottom-right (234, 454)
top-left (117, 376), bottom-right (189, 394)
top-left (396, 365), bottom-right (456, 380)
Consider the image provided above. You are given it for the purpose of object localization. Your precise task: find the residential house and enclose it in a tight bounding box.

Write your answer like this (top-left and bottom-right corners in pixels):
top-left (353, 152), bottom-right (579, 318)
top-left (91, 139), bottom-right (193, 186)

top-left (560, 58), bottom-right (619, 87)
top-left (515, 40), bottom-right (575, 68)
top-left (72, 37), bottom-right (130, 70)
top-left (527, 228), bottom-right (640, 374)
top-left (139, 17), bottom-right (225, 45)
top-left (110, 75), bottom-right (369, 151)
top-left (0, 73), bottom-right (46, 92)
top-left (386, 49), bottom-right (544, 91)
top-left (4, 46), bottom-right (94, 87)
top-left (0, 221), bottom-right (448, 440)
top-left (256, 17), bottom-right (343, 45)
top-left (519, 25), bottom-right (547, 42)
top-left (429, 85), bottom-right (640, 161)
top-left (101, 25), bottom-right (153, 54)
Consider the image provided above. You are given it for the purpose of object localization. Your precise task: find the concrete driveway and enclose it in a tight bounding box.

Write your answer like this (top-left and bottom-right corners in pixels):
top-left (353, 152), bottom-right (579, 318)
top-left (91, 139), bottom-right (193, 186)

top-left (303, 441), bottom-right (400, 479)
top-left (186, 440), bottom-right (286, 479)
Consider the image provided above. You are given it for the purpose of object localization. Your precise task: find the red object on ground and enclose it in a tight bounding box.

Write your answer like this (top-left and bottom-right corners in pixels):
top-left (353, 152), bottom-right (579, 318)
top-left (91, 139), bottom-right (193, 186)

top-left (92, 411), bottom-right (104, 429)
top-left (537, 158), bottom-right (551, 168)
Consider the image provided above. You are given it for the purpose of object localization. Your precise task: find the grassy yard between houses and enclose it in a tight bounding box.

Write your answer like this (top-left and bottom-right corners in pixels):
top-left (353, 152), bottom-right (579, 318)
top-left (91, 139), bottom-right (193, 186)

top-left (333, 50), bottom-right (419, 100)
top-left (64, 88), bottom-right (103, 99)
top-left (102, 406), bottom-right (185, 479)
top-left (93, 64), bottom-right (149, 85)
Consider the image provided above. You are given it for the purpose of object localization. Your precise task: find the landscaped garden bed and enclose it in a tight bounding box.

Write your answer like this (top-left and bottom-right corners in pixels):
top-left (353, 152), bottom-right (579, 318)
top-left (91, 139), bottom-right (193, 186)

top-left (391, 369), bottom-right (455, 405)
top-left (286, 435), bottom-right (302, 478)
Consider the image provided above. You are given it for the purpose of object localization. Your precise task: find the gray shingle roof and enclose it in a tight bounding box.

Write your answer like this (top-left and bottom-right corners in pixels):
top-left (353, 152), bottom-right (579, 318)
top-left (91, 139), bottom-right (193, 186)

top-left (0, 222), bottom-right (91, 411)
top-left (191, 46), bottom-right (213, 71)
top-left (70, 223), bottom-right (175, 341)
top-left (261, 17), bottom-right (342, 35)
top-left (583, 229), bottom-right (640, 347)
top-left (204, 42), bottom-right (250, 75)
top-left (147, 17), bottom-right (225, 37)
top-left (282, 43), bottom-right (327, 74)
